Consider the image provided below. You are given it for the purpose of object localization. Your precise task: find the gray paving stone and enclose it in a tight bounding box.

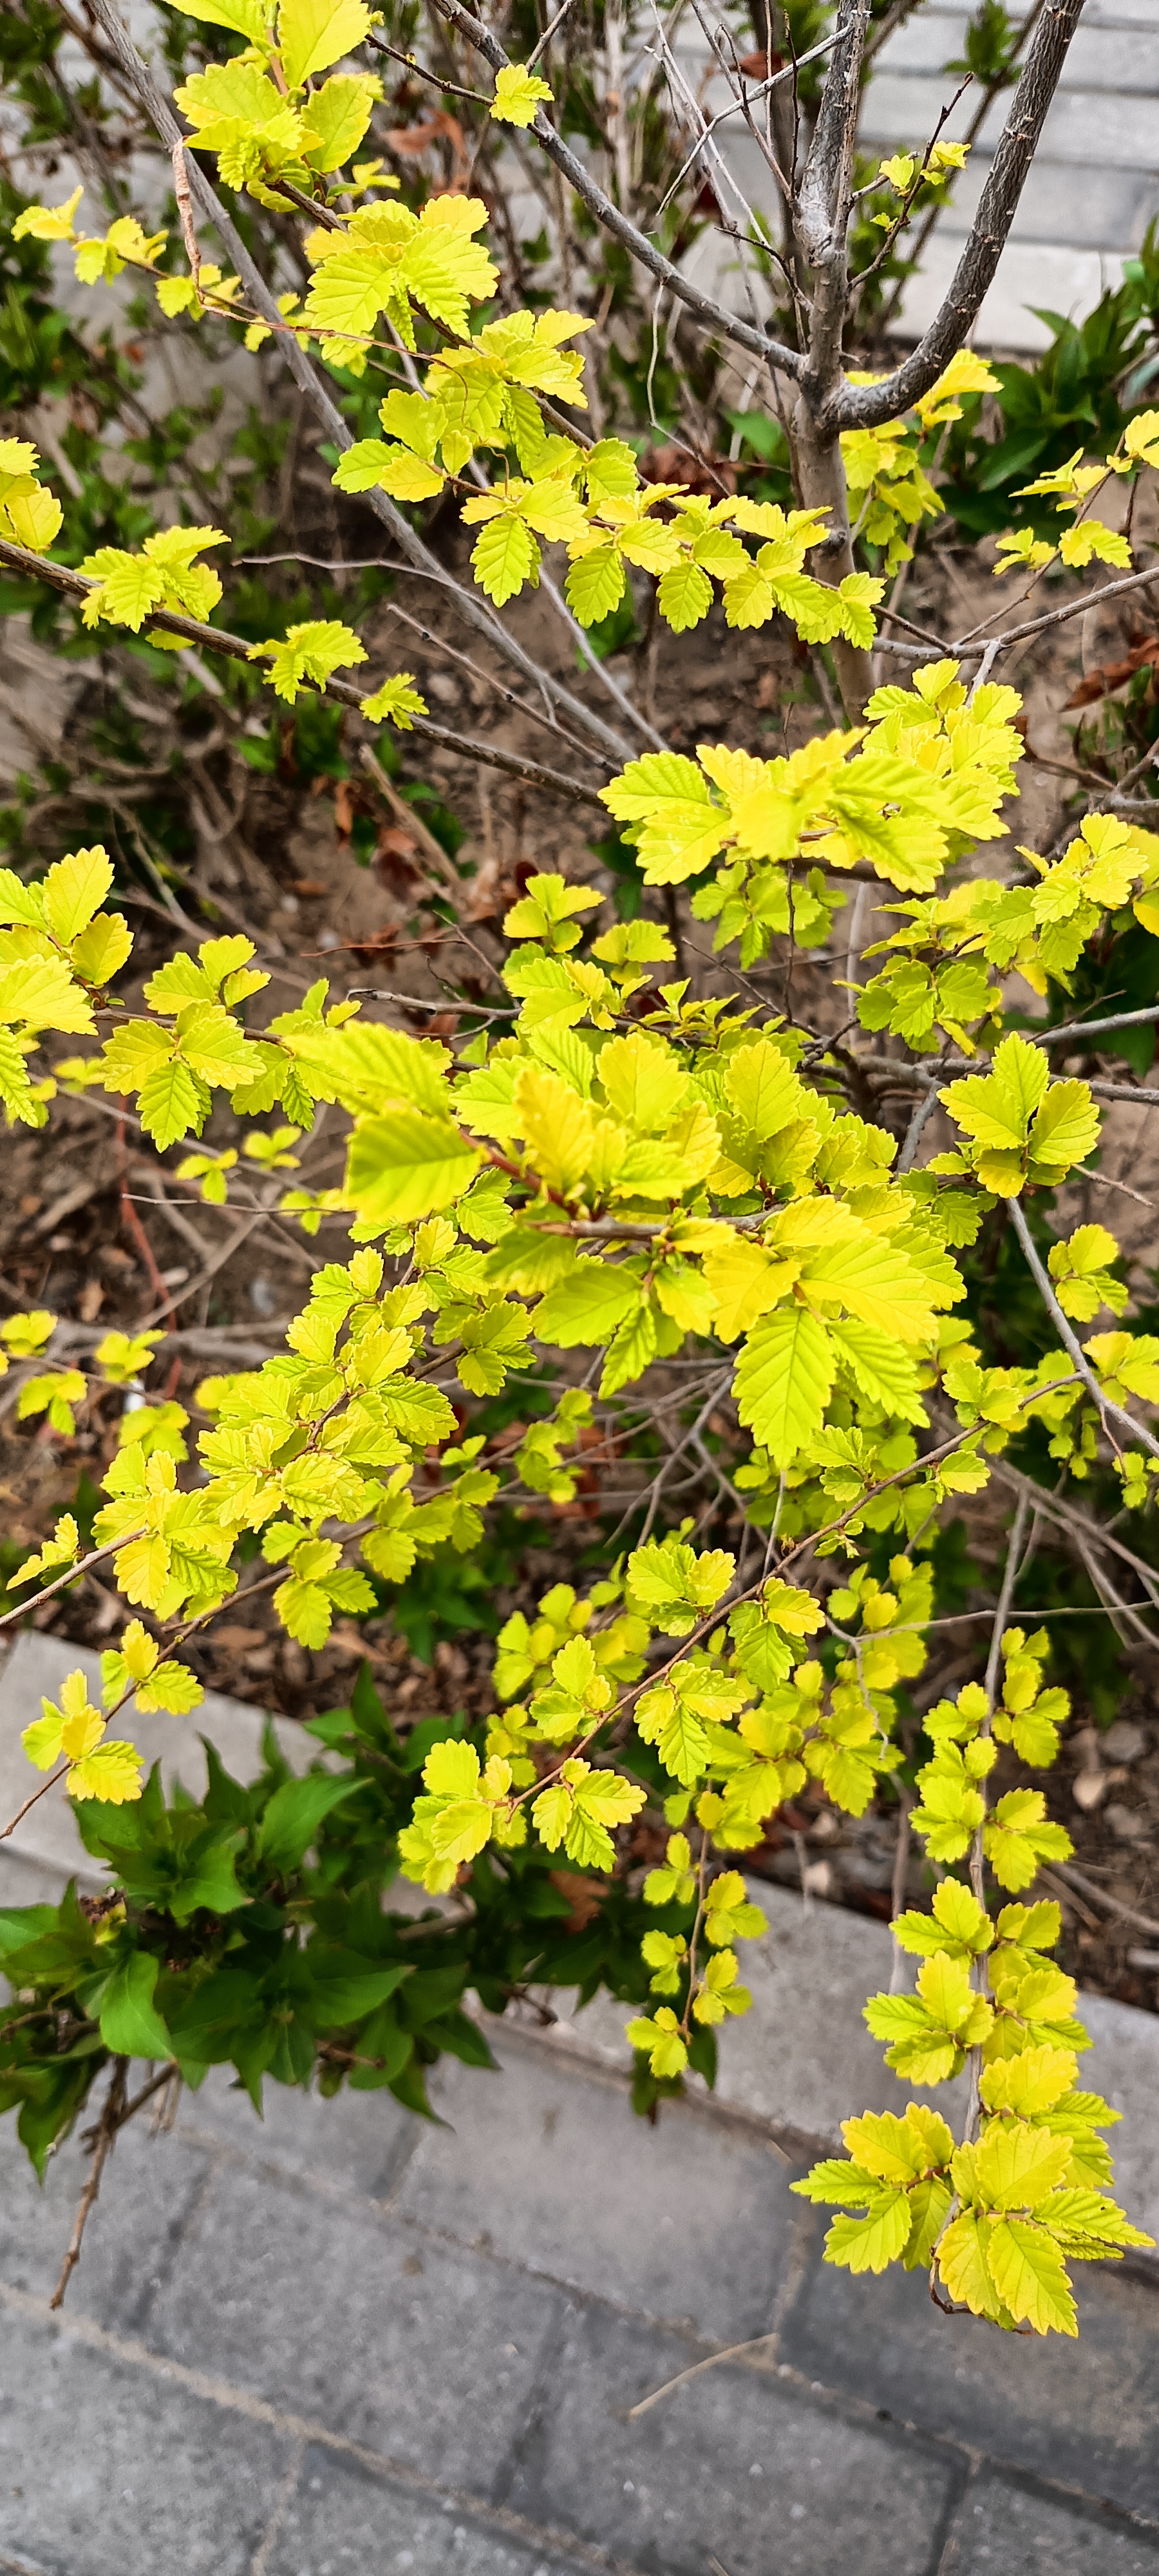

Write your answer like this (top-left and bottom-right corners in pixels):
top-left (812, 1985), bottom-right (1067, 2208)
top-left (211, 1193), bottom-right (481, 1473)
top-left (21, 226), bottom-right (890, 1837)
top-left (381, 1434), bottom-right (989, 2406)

top-left (0, 1630), bottom-right (313, 1892)
top-left (0, 2302), bottom-right (292, 2576)
top-left (779, 2228), bottom-right (1159, 2519)
top-left (402, 2038), bottom-right (796, 2341)
top-left (142, 2161), bottom-right (570, 2490)
top-left (267, 2447), bottom-right (598, 2576)
top-left (1075, 1996), bottom-right (1159, 2257)
top-left (519, 1882), bottom-right (969, 2143)
top-left (0, 2099), bottom-right (209, 2334)
top-left (507, 2302), bottom-right (960, 2576)
top-left (946, 2472), bottom-right (1159, 2571)
top-left (175, 2061), bottom-right (423, 2204)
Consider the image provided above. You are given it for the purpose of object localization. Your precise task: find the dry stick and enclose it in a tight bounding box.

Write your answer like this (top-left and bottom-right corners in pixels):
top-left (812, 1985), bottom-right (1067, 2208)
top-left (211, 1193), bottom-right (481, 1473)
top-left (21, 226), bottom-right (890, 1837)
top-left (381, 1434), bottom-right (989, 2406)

top-left (116, 1099), bottom-right (176, 1318)
top-left (50, 2058), bottom-right (128, 2311)
top-left (84, 0), bottom-right (637, 770)
top-left (627, 2328), bottom-right (782, 2421)
top-left (959, 1492), bottom-right (1030, 2154)
top-left (138, 1207), bottom-right (267, 1331)
top-left (354, 743), bottom-right (464, 892)
top-left (989, 1457), bottom-right (1159, 1607)
top-left (1008, 1197), bottom-right (1159, 1463)
top-left (1034, 1004), bottom-right (1159, 1047)
top-left (1049, 1862), bottom-right (1159, 1942)
top-left (896, 1082), bottom-right (941, 1175)
top-left (108, 2058), bottom-right (182, 2137)
top-left (169, 136), bottom-right (200, 292)
top-left (0, 1761), bottom-right (70, 1848)
top-left (963, 559), bottom-right (1159, 659)
top-left (888, 1779), bottom-right (914, 1993)
top-left (0, 1537), bottom-right (131, 1643)
top-left (0, 538), bottom-right (608, 812)
top-left (239, 560), bottom-right (601, 767)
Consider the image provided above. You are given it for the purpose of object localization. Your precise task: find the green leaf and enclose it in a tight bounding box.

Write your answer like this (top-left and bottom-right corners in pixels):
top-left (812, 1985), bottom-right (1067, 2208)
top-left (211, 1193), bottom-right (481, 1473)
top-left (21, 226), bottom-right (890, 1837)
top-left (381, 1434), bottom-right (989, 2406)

top-left (943, 1030), bottom-right (1048, 1151)
top-left (169, 1831), bottom-right (247, 1924)
top-left (42, 845), bottom-right (114, 946)
top-left (1027, 1080), bottom-right (1100, 1180)
top-left (534, 1260), bottom-right (642, 1347)
top-left (278, 0), bottom-right (371, 89)
top-left (80, 549), bottom-right (165, 631)
top-left (302, 70), bottom-right (377, 171)
top-left (490, 61), bottom-right (554, 126)
top-left (99, 1951), bottom-right (173, 2060)
top-left (256, 1772), bottom-right (362, 1873)
top-left (305, 1954), bottom-right (411, 2028)
top-left (138, 1057), bottom-right (201, 1150)
top-left (733, 1307), bottom-right (834, 1468)
top-left (986, 2215), bottom-right (1077, 2336)
top-left (346, 1110), bottom-right (482, 1226)
top-left (657, 558), bottom-right (713, 632)
top-left (824, 2190), bottom-right (912, 2273)
top-left (565, 546), bottom-right (627, 627)
top-left (471, 513), bottom-right (538, 606)
top-left (985, 1789), bottom-right (1073, 1892)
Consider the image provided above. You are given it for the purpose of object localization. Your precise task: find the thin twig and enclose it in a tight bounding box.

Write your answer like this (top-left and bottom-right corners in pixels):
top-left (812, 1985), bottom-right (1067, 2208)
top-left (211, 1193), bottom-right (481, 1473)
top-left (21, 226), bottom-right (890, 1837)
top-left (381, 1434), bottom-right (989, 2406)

top-left (1009, 1198), bottom-right (1159, 1463)
top-left (0, 539), bottom-right (608, 811)
top-left (0, 1762), bottom-right (70, 1846)
top-left (1049, 1863), bottom-right (1159, 1942)
top-left (888, 1781), bottom-right (914, 1991)
top-left (50, 2058), bottom-right (128, 2309)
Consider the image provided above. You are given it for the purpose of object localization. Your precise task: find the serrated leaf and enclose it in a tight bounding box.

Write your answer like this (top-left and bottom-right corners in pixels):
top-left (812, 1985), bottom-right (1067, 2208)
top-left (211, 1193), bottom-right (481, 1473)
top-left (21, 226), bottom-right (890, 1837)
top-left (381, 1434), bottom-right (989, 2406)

top-left (937, 2210), bottom-right (1004, 2320)
top-left (565, 545), bottom-right (627, 627)
top-left (42, 845), bottom-right (114, 946)
top-left (345, 1109), bottom-right (481, 1225)
top-left (278, 0), bottom-right (370, 88)
top-left (824, 2190), bottom-right (912, 2273)
top-left (138, 1057), bottom-right (201, 1150)
top-left (657, 558), bottom-right (713, 632)
top-left (471, 513), bottom-right (537, 605)
top-left (987, 2216), bottom-right (1077, 2334)
top-left (491, 62), bottom-right (554, 126)
top-left (733, 1307), bottom-right (834, 1468)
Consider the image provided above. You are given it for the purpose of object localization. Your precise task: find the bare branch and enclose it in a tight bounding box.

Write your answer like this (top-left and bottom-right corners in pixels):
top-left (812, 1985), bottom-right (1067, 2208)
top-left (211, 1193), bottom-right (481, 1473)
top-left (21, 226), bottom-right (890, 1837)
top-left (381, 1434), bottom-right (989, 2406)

top-left (0, 539), bottom-right (608, 810)
top-left (50, 2060), bottom-right (128, 2310)
top-left (1008, 1197), bottom-right (1159, 1463)
top-left (424, 0), bottom-right (808, 379)
top-left (84, 0), bottom-right (637, 767)
top-left (832, 0), bottom-right (1088, 431)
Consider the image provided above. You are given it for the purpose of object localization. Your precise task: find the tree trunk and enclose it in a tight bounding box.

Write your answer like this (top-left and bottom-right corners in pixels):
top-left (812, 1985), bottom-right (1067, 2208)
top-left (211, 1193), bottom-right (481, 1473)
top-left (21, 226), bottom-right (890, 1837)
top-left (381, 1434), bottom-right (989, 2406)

top-left (789, 393), bottom-right (872, 720)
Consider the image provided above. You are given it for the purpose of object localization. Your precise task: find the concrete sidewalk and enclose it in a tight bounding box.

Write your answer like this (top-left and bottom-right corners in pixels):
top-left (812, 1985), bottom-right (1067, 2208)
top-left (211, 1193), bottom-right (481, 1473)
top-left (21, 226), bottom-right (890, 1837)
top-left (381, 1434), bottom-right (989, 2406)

top-left (1, 2018), bottom-right (1158, 2576)
top-left (3, 1636), bottom-right (1159, 2575)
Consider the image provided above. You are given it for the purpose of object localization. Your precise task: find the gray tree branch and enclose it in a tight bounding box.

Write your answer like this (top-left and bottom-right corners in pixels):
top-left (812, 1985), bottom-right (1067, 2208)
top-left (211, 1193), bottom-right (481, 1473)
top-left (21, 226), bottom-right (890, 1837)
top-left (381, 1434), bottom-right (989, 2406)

top-left (86, 0), bottom-right (637, 768)
top-left (424, 0), bottom-right (809, 379)
top-left (831, 0), bottom-right (1088, 431)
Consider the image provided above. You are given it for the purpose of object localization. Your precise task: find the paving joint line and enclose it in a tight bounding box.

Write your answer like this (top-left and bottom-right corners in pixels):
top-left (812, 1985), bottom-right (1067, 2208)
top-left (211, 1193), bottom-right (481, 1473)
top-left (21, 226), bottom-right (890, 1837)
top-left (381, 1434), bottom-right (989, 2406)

top-left (6, 2264), bottom-right (1159, 2544)
top-left (247, 2436), bottom-right (305, 2576)
top-left (173, 2112), bottom-right (770, 2349)
top-left (467, 2011), bottom-right (827, 2163)
top-left (0, 2280), bottom-right (654, 2576)
top-left (759, 2351), bottom-right (1159, 2536)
